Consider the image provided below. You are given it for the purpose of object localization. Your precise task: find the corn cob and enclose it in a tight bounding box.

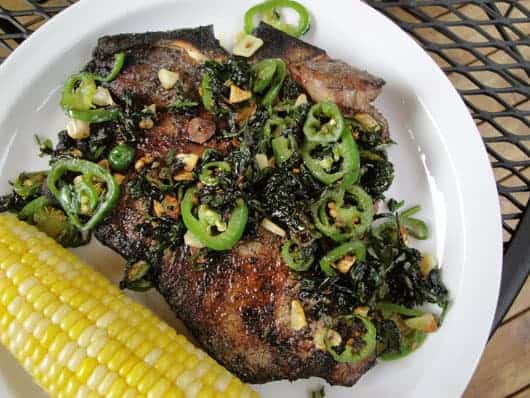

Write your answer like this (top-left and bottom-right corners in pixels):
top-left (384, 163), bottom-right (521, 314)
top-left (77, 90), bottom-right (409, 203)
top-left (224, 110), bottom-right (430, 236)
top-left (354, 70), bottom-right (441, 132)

top-left (0, 213), bottom-right (259, 398)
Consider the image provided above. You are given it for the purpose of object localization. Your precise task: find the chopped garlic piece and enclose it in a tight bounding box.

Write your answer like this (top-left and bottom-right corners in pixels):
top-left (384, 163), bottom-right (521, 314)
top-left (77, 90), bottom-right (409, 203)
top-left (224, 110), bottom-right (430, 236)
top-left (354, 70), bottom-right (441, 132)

top-left (335, 255), bottom-right (356, 273)
top-left (173, 170), bottom-right (194, 181)
top-left (66, 118), bottom-right (90, 140)
top-left (290, 300), bottom-right (307, 331)
top-left (176, 153), bottom-right (199, 171)
top-left (229, 85), bottom-right (252, 104)
top-left (404, 313), bottom-right (438, 333)
top-left (260, 218), bottom-right (286, 237)
top-left (184, 230), bottom-right (205, 248)
top-left (158, 68), bottom-right (180, 90)
top-left (420, 253), bottom-right (437, 277)
top-left (92, 86), bottom-right (114, 106)
top-left (255, 154), bottom-right (269, 170)
top-left (233, 34), bottom-right (264, 57)
top-left (294, 94), bottom-right (308, 107)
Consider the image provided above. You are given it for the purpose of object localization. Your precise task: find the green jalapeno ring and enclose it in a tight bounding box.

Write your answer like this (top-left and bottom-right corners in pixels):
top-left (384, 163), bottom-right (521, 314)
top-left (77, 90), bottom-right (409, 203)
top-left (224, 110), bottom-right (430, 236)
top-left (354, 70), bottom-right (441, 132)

top-left (304, 101), bottom-right (345, 143)
top-left (253, 59), bottom-right (278, 93)
top-left (12, 171), bottom-right (48, 199)
top-left (181, 187), bottom-right (248, 251)
top-left (271, 135), bottom-right (297, 165)
top-left (200, 72), bottom-right (215, 112)
top-left (312, 185), bottom-right (374, 242)
top-left (319, 241), bottom-right (366, 277)
top-left (109, 144), bottom-right (136, 171)
top-left (199, 161), bottom-right (232, 186)
top-left (97, 52), bottom-right (126, 83)
top-left (379, 330), bottom-right (427, 361)
top-left (61, 73), bottom-right (97, 112)
top-left (244, 0), bottom-right (311, 38)
top-left (252, 59), bottom-right (287, 108)
top-left (47, 159), bottom-right (119, 233)
top-left (376, 302), bottom-right (424, 318)
top-left (74, 173), bottom-right (100, 215)
top-left (281, 240), bottom-right (314, 272)
top-left (324, 315), bottom-right (376, 363)
top-left (61, 53), bottom-right (125, 117)
top-left (66, 108), bottom-right (121, 123)
top-left (302, 128), bottom-right (360, 185)
top-left (18, 196), bottom-right (50, 221)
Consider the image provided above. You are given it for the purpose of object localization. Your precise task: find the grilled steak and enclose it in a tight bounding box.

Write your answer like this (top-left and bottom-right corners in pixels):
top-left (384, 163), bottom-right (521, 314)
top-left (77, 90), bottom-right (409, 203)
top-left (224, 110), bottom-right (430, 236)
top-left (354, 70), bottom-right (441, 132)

top-left (253, 23), bottom-right (389, 137)
top-left (93, 23), bottom-right (386, 385)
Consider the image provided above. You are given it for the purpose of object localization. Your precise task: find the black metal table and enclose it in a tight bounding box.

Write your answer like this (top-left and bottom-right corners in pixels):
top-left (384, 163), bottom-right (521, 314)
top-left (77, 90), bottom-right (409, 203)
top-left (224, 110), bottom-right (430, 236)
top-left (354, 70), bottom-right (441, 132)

top-left (0, 0), bottom-right (528, 333)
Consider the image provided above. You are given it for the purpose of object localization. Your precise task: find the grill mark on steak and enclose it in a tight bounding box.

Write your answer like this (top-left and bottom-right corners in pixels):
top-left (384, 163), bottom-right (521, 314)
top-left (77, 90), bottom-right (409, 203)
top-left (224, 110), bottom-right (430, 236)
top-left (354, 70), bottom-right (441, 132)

top-left (93, 25), bottom-right (377, 386)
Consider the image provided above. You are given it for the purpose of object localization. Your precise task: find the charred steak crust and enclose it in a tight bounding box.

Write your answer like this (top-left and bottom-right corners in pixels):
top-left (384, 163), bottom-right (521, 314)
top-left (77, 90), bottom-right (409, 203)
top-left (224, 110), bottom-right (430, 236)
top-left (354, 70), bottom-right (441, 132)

top-left (93, 25), bottom-right (381, 386)
top-left (251, 22), bottom-right (326, 63)
top-left (93, 25), bottom-right (227, 60)
top-left (155, 233), bottom-right (376, 385)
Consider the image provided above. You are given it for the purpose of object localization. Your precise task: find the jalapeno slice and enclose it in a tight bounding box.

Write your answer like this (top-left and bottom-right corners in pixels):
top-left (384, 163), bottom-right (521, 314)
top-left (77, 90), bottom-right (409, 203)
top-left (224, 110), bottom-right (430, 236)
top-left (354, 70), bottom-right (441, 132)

top-left (252, 59), bottom-right (286, 108)
top-left (47, 159), bottom-right (119, 232)
top-left (324, 315), bottom-right (376, 364)
top-left (312, 185), bottom-right (374, 242)
top-left (199, 161), bottom-right (232, 186)
top-left (244, 0), bottom-right (311, 38)
top-left (304, 101), bottom-right (345, 143)
top-left (319, 240), bottom-right (366, 277)
top-left (281, 239), bottom-right (314, 271)
top-left (302, 128), bottom-right (360, 185)
top-left (181, 187), bottom-right (248, 251)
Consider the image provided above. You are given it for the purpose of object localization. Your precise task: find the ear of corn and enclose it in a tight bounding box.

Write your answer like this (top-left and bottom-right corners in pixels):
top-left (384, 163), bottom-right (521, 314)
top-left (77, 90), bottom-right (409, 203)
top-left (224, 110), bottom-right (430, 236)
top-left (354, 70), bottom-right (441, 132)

top-left (0, 213), bottom-right (259, 398)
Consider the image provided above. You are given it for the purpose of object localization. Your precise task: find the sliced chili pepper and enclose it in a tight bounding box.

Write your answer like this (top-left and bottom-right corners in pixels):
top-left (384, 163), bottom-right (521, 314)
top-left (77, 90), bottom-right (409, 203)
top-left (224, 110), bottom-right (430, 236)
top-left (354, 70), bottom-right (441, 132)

top-left (61, 73), bottom-right (97, 112)
top-left (109, 143), bottom-right (135, 171)
top-left (319, 241), bottom-right (366, 277)
top-left (12, 171), bottom-right (48, 199)
top-left (61, 53), bottom-right (125, 123)
top-left (199, 161), bottom-right (231, 186)
top-left (252, 59), bottom-right (286, 108)
top-left (259, 116), bottom-right (284, 150)
top-left (18, 196), bottom-right (49, 220)
top-left (271, 135), bottom-right (297, 165)
top-left (244, 0), bottom-right (311, 38)
top-left (379, 329), bottom-right (427, 361)
top-left (47, 159), bottom-right (119, 233)
top-left (312, 185), bottom-right (374, 242)
top-left (97, 52), bottom-right (126, 82)
top-left (181, 187), bottom-right (248, 251)
top-left (375, 302), bottom-right (424, 318)
top-left (66, 108), bottom-right (121, 123)
top-left (281, 239), bottom-right (314, 271)
top-left (304, 101), bottom-right (345, 143)
top-left (200, 72), bottom-right (215, 112)
top-left (324, 315), bottom-right (376, 363)
top-left (121, 260), bottom-right (153, 292)
top-left (302, 128), bottom-right (360, 185)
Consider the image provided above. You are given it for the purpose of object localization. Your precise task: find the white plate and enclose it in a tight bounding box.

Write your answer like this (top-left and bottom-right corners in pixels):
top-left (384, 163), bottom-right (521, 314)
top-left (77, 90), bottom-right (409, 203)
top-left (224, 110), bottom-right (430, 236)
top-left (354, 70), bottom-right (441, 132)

top-left (0, 0), bottom-right (502, 397)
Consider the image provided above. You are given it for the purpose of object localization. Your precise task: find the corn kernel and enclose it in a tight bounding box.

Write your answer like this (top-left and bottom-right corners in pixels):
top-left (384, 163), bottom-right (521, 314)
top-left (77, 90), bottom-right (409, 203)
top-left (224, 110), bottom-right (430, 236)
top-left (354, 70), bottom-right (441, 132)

top-left (97, 340), bottom-right (120, 364)
top-left (76, 357), bottom-right (98, 383)
top-left (137, 368), bottom-right (160, 394)
top-left (126, 361), bottom-right (149, 387)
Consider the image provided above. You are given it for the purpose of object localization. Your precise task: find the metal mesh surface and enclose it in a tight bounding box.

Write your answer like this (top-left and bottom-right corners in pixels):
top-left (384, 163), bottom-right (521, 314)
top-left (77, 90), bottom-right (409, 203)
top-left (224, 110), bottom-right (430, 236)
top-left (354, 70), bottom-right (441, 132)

top-left (0, 0), bottom-right (529, 330)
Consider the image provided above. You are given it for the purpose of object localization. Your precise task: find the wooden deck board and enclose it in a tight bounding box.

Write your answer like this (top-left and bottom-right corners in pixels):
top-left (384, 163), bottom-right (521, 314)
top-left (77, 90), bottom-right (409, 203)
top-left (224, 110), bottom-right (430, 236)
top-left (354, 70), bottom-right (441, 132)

top-left (463, 310), bottom-right (530, 397)
top-left (512, 387), bottom-right (530, 398)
